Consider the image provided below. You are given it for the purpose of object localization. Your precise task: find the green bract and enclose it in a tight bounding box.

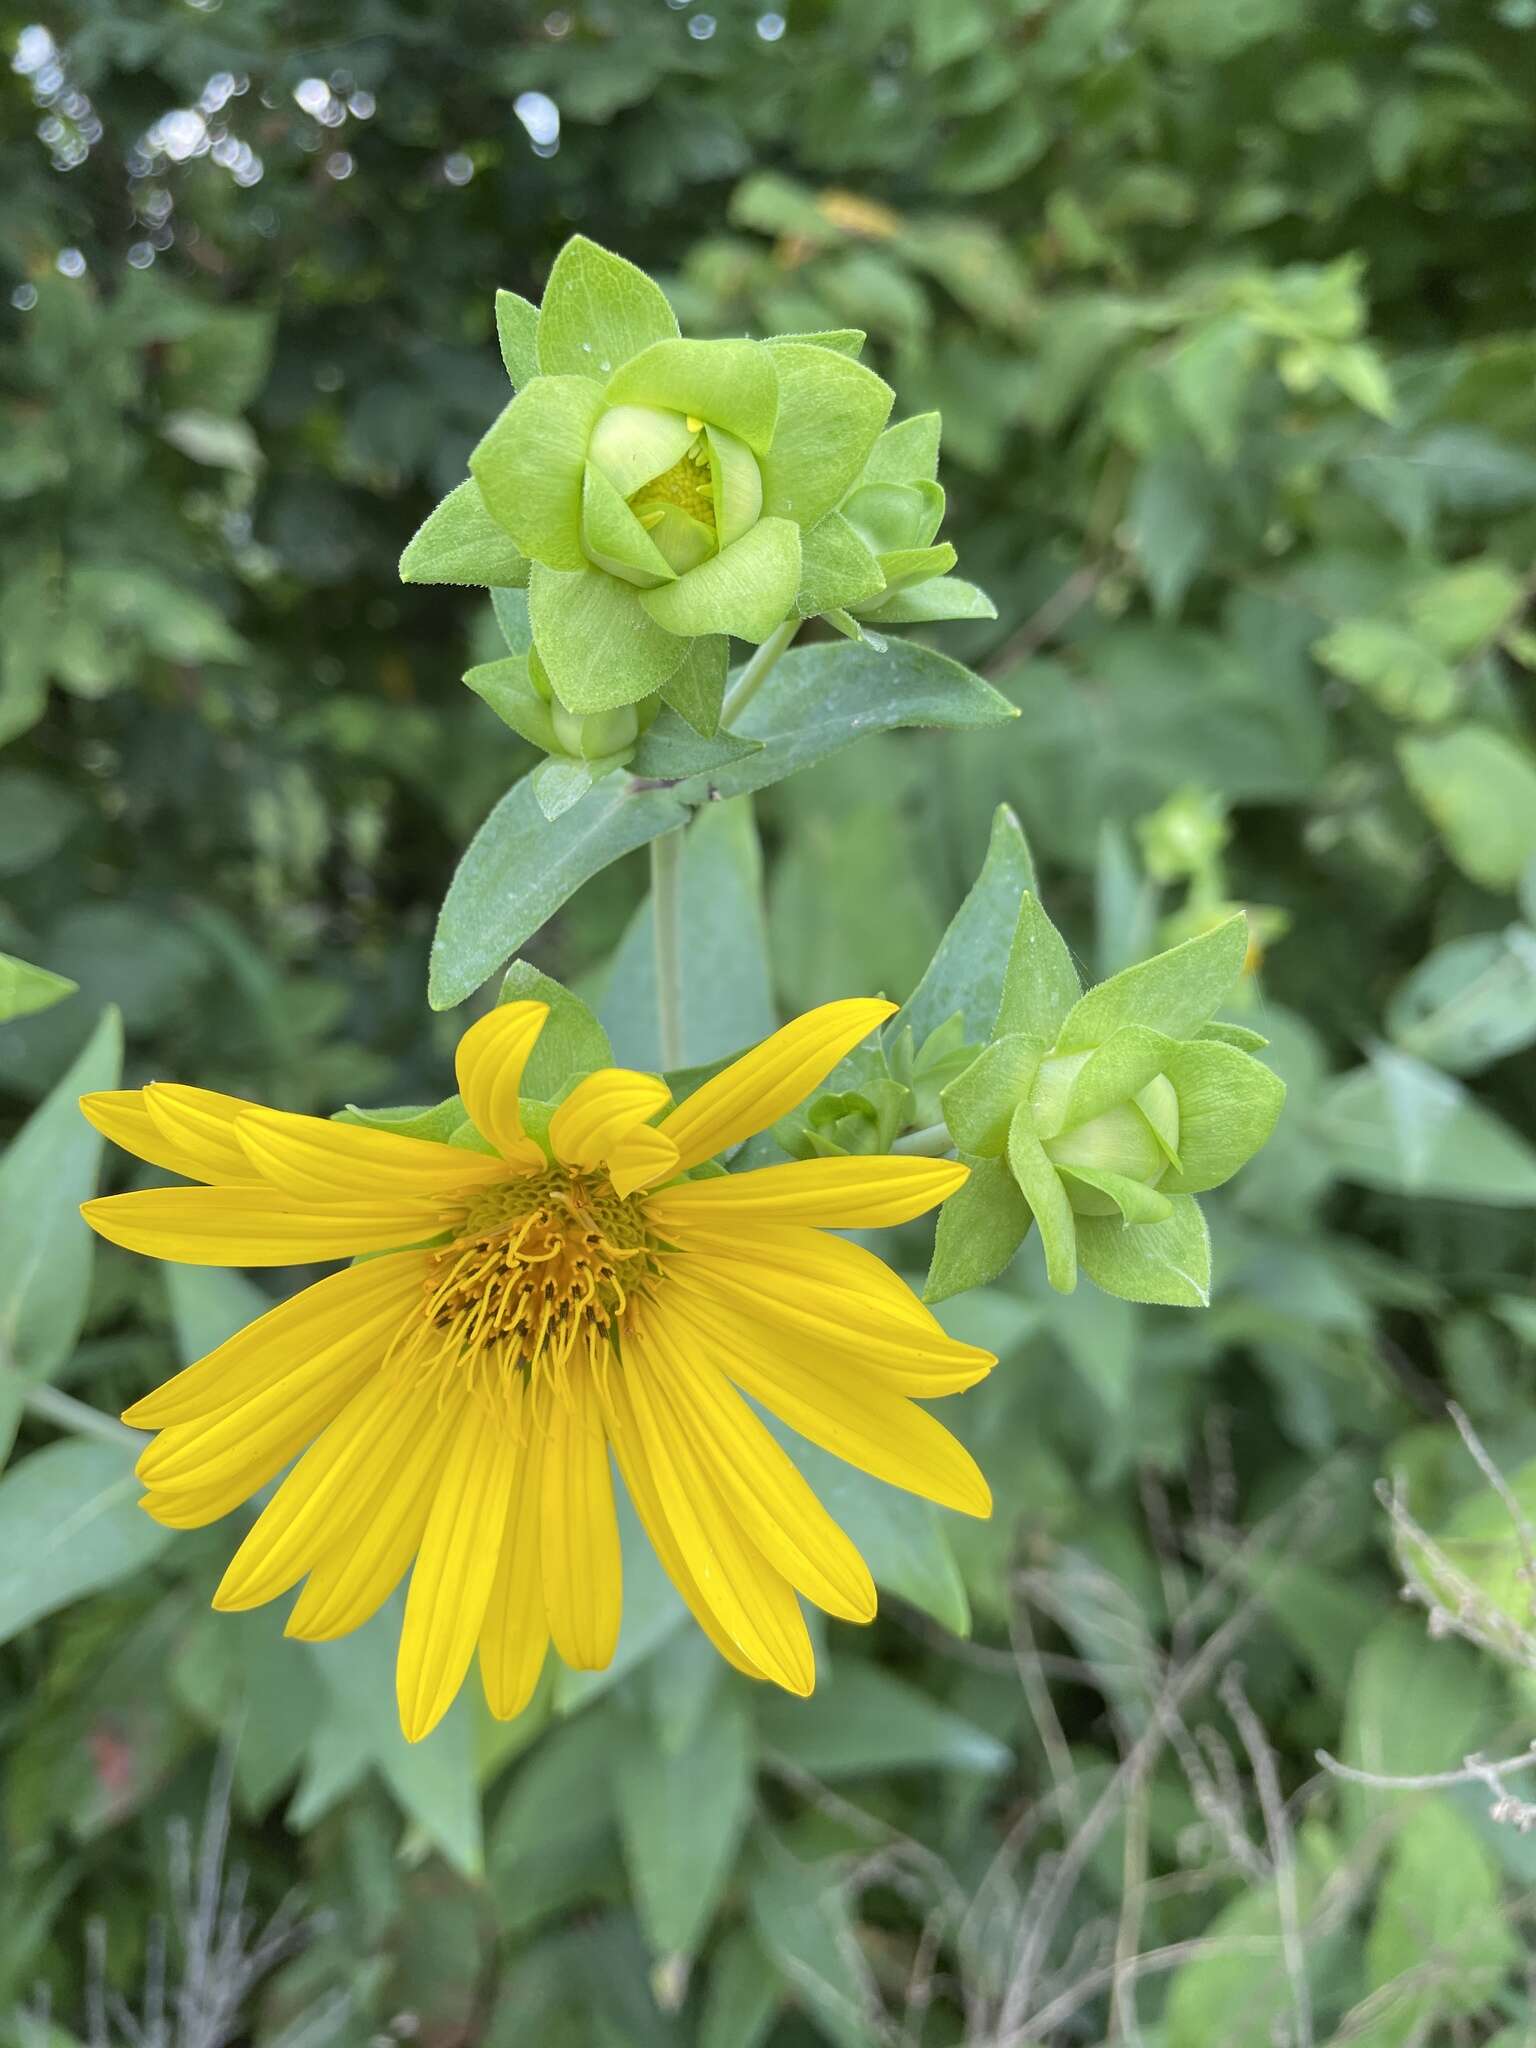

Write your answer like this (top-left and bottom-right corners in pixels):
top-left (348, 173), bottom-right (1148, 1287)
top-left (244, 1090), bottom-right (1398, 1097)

top-left (927, 899), bottom-right (1285, 1308)
top-left (400, 236), bottom-right (986, 726)
top-left (827, 413), bottom-right (997, 636)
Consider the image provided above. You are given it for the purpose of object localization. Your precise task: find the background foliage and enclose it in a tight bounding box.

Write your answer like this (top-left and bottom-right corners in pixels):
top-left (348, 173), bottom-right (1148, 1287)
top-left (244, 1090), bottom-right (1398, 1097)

top-left (5, 0), bottom-right (1536, 2041)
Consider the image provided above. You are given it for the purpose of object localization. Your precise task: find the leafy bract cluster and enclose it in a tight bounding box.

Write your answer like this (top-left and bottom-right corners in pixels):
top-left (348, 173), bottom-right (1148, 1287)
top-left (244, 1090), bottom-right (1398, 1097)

top-left (400, 235), bottom-right (989, 766)
top-left (928, 899), bottom-right (1285, 1308)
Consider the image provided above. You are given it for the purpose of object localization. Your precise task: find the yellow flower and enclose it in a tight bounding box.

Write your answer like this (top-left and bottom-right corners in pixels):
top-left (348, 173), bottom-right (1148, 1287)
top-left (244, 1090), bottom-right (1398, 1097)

top-left (80, 998), bottom-right (994, 1741)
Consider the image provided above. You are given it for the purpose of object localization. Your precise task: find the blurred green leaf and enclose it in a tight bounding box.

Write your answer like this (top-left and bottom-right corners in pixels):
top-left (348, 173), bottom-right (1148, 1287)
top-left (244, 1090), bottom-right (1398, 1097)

top-left (613, 1695), bottom-right (754, 1957)
top-left (0, 1440), bottom-right (170, 1645)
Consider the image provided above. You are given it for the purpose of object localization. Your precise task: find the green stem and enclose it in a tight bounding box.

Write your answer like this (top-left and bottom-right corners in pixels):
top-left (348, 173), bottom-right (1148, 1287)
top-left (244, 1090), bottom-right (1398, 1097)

top-left (651, 827), bottom-right (686, 1070)
top-left (893, 1122), bottom-right (956, 1157)
top-left (720, 617), bottom-right (799, 727)
top-left (16, 1377), bottom-right (144, 1449)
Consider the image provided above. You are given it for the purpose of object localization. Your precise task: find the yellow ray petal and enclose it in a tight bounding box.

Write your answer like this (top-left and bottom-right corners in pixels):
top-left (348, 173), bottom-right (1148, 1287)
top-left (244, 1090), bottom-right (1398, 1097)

top-left (622, 1321), bottom-right (815, 1694)
top-left (539, 1348), bottom-right (622, 1670)
top-left (607, 1124), bottom-right (680, 1198)
top-left (121, 1254), bottom-right (427, 1430)
top-left (135, 1326), bottom-right (379, 1497)
top-left (668, 1216), bottom-right (948, 1331)
top-left (676, 1285), bottom-right (993, 1519)
top-left (81, 1088), bottom-right (253, 1186)
top-left (82, 1184), bottom-right (447, 1266)
top-left (139, 1482), bottom-right (249, 1530)
top-left (284, 1401), bottom-right (460, 1641)
top-left (234, 1105), bottom-right (508, 1204)
top-left (657, 999), bottom-right (896, 1170)
top-left (649, 1153), bottom-right (967, 1229)
top-left (548, 1068), bottom-right (672, 1173)
top-left (641, 1306), bottom-right (875, 1624)
top-left (214, 1372), bottom-right (447, 1611)
top-left (142, 1084), bottom-right (271, 1184)
top-left (479, 1384), bottom-right (549, 1720)
top-left (396, 1401), bottom-right (519, 1742)
top-left (667, 1239), bottom-right (993, 1395)
top-left (595, 1366), bottom-right (769, 1683)
top-left (455, 1002), bottom-right (548, 1162)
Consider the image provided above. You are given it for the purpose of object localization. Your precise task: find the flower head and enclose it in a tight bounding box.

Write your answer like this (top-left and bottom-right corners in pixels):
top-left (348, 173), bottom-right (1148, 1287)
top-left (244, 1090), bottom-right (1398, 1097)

top-left (81, 999), bottom-right (993, 1741)
top-left (930, 902), bottom-right (1285, 1308)
top-left (399, 236), bottom-right (987, 729)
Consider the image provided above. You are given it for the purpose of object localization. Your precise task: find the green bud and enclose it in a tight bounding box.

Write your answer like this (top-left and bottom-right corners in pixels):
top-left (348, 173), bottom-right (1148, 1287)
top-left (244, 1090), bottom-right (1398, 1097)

top-left (410, 235), bottom-right (900, 716)
top-left (931, 897), bottom-right (1286, 1307)
top-left (550, 701), bottom-right (641, 761)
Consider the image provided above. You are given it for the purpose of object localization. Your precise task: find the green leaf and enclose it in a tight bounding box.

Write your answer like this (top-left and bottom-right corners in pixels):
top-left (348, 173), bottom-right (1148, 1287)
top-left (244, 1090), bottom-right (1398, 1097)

top-left (529, 562), bottom-right (687, 712)
top-left (1055, 914), bottom-right (1248, 1053)
top-left (0, 1440), bottom-right (172, 1646)
top-left (1315, 616), bottom-right (1457, 722)
top-left (746, 1832), bottom-right (873, 2048)
top-left (0, 1008), bottom-right (122, 1452)
top-left (432, 642), bottom-right (1014, 1008)
top-left (759, 342), bottom-right (894, 530)
top-left (701, 639), bottom-right (1018, 806)
top-left (699, 1928), bottom-right (781, 2048)
top-left (533, 755), bottom-right (607, 821)
top-left (471, 378), bottom-right (606, 572)
top-left (1318, 1047), bottom-right (1536, 1204)
top-left (941, 1033), bottom-right (1039, 1156)
top-left (924, 1152), bottom-right (1033, 1304)
top-left (995, 892), bottom-right (1082, 1044)
top-left (304, 1598), bottom-right (482, 1875)
top-left (862, 411), bottom-right (941, 485)
top-left (431, 777), bottom-right (688, 1009)
top-left (1007, 1107), bottom-right (1078, 1294)
top-left (658, 634), bottom-right (729, 737)
top-left (613, 1697), bottom-right (754, 1957)
top-left (629, 710), bottom-right (760, 782)
top-left (492, 586), bottom-right (533, 653)
top-left (795, 512), bottom-right (886, 618)
top-left (535, 236), bottom-right (679, 381)
top-left (1165, 1826), bottom-right (1332, 2048)
top-left (164, 1264), bottom-right (269, 1366)
top-left (1337, 1617), bottom-right (1492, 1844)
top-left (399, 478), bottom-right (529, 588)
top-left (1387, 927), bottom-right (1536, 1075)
top-left (1366, 1801), bottom-right (1518, 2041)
top-left (495, 288), bottom-right (539, 387)
top-left (0, 953), bottom-right (76, 1024)
top-left (1076, 1193), bottom-right (1212, 1307)
top-left (640, 518), bottom-right (802, 643)
top-left (776, 1426), bottom-right (970, 1633)
top-left (1399, 725), bottom-right (1536, 891)
top-left (1407, 558), bottom-right (1523, 658)
top-left (605, 339), bottom-right (778, 456)
top-left (601, 800), bottom-right (774, 1072)
top-left (499, 961), bottom-right (614, 1098)
top-left (1160, 1039), bottom-right (1287, 1193)
top-left (758, 1660), bottom-right (1007, 1776)
top-left (896, 806), bottom-right (1038, 1049)
top-left (1127, 444), bottom-right (1215, 619)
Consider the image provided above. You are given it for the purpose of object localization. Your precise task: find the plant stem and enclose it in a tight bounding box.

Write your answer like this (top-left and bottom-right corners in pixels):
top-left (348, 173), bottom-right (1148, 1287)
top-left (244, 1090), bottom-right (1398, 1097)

top-left (893, 1122), bottom-right (956, 1157)
top-left (17, 1378), bottom-right (144, 1449)
top-left (720, 617), bottom-right (799, 726)
top-left (650, 826), bottom-right (686, 1070)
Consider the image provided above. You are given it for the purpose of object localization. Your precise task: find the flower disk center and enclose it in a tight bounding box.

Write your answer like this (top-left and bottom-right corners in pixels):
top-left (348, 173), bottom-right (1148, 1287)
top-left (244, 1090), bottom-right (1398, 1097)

top-left (391, 1169), bottom-right (656, 1410)
top-left (630, 440), bottom-right (716, 534)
